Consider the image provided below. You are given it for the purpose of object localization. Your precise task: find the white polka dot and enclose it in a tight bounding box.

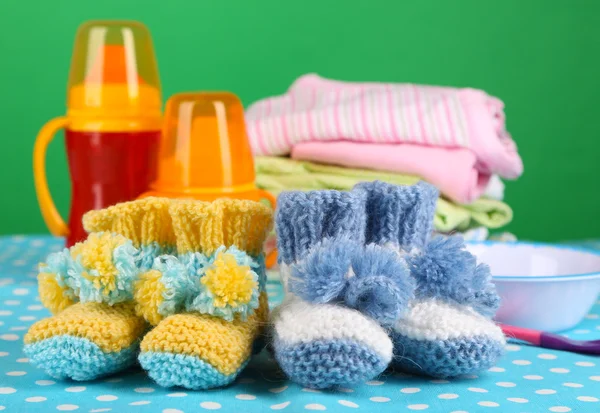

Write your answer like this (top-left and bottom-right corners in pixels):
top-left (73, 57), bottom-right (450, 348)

top-left (271, 402), bottom-right (291, 410)
top-left (57, 405), bottom-right (79, 411)
top-left (338, 388), bottom-right (354, 393)
top-left (0, 278), bottom-right (14, 286)
top-left (0, 352), bottom-right (7, 357)
top-left (536, 389), bottom-right (557, 395)
top-left (338, 400), bottom-right (358, 408)
top-left (408, 405), bottom-right (429, 411)
top-left (512, 359), bottom-right (531, 365)
top-left (0, 311), bottom-right (13, 316)
top-left (524, 375), bottom-right (544, 380)
top-left (468, 387), bottom-right (488, 393)
top-left (129, 401), bottom-right (151, 406)
top-left (508, 398), bottom-right (528, 403)
top-left (16, 358), bottom-right (29, 363)
top-left (26, 397), bottom-right (47, 403)
top-left (366, 380), bottom-right (384, 385)
top-left (496, 382), bottom-right (516, 387)
top-left (450, 411), bottom-right (468, 413)
top-left (506, 344), bottom-right (521, 351)
top-left (18, 316), bottom-right (36, 321)
top-left (27, 305), bottom-right (43, 311)
top-left (462, 374), bottom-right (479, 379)
top-left (591, 376), bottom-right (600, 381)
top-left (269, 386), bottom-right (288, 393)
top-left (478, 401), bottom-right (499, 407)
top-left (96, 395), bottom-right (118, 402)
top-left (0, 407), bottom-right (5, 411)
top-left (167, 393), bottom-right (187, 397)
top-left (10, 326), bottom-right (26, 331)
top-left (13, 288), bottom-right (29, 296)
top-left (563, 382), bottom-right (583, 388)
top-left (370, 397), bottom-right (390, 403)
top-left (305, 404), bottom-right (326, 411)
top-left (302, 388), bottom-right (321, 393)
top-left (134, 387), bottom-right (154, 393)
top-left (90, 409), bottom-right (111, 413)
top-left (575, 361), bottom-right (595, 367)
top-left (236, 394), bottom-right (256, 400)
top-left (438, 393), bottom-right (459, 399)
top-left (35, 380), bottom-right (55, 386)
top-left (549, 407), bottom-right (571, 412)
top-left (538, 353), bottom-right (557, 360)
top-left (401, 388), bottom-right (421, 394)
top-left (162, 410), bottom-right (182, 413)
top-left (12, 260), bottom-right (26, 266)
top-left (0, 334), bottom-right (19, 341)
top-left (0, 388), bottom-right (16, 394)
top-left (488, 367), bottom-right (505, 372)
top-left (550, 368), bottom-right (570, 373)
top-left (429, 379), bottom-right (449, 384)
top-left (200, 402), bottom-right (221, 410)
top-left (4, 300), bottom-right (20, 305)
top-left (65, 386), bottom-right (86, 392)
top-left (585, 313), bottom-right (599, 319)
top-left (574, 329), bottom-right (590, 334)
top-left (6, 371), bottom-right (26, 376)
top-left (578, 396), bottom-right (599, 402)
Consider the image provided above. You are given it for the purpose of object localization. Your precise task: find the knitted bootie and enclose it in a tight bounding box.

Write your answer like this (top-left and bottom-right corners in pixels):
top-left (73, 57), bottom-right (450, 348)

top-left (24, 198), bottom-right (175, 380)
top-left (354, 181), bottom-right (506, 378)
top-left (272, 190), bottom-right (413, 389)
top-left (136, 199), bottom-right (273, 389)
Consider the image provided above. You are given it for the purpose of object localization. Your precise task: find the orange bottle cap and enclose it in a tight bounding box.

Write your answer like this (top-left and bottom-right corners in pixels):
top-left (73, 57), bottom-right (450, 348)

top-left (66, 20), bottom-right (162, 132)
top-left (146, 92), bottom-right (264, 201)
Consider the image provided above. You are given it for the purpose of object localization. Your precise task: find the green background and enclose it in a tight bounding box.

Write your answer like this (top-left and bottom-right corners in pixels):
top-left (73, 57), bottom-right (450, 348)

top-left (1, 0), bottom-right (598, 241)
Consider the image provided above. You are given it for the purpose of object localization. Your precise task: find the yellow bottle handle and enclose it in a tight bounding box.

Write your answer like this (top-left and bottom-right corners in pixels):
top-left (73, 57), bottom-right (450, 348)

top-left (33, 117), bottom-right (70, 236)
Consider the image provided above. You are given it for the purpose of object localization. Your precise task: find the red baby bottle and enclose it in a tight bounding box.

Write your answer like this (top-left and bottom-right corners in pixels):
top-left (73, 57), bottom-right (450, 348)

top-left (33, 20), bottom-right (162, 247)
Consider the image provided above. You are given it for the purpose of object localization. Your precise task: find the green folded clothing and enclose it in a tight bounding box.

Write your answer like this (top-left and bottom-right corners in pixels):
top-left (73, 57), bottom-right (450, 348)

top-left (256, 156), bottom-right (512, 232)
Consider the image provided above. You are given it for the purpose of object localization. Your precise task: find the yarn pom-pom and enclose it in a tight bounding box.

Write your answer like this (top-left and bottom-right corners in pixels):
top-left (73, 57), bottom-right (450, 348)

top-left (187, 246), bottom-right (260, 321)
top-left (347, 244), bottom-right (415, 325)
top-left (407, 235), bottom-right (499, 316)
top-left (38, 249), bottom-right (78, 314)
top-left (289, 237), bottom-right (361, 303)
top-left (68, 232), bottom-right (139, 305)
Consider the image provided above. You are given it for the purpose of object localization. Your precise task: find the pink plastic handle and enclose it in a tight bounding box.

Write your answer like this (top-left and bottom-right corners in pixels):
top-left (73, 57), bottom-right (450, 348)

top-left (499, 324), bottom-right (542, 345)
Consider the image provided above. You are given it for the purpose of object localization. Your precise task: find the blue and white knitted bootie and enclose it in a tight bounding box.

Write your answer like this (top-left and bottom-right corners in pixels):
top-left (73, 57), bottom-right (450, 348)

top-left (354, 181), bottom-right (506, 378)
top-left (272, 190), bottom-right (413, 389)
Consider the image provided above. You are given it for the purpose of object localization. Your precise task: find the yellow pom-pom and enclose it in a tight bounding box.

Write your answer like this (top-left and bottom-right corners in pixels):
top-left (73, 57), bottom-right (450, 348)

top-left (38, 272), bottom-right (75, 314)
top-left (201, 252), bottom-right (257, 308)
top-left (134, 270), bottom-right (166, 326)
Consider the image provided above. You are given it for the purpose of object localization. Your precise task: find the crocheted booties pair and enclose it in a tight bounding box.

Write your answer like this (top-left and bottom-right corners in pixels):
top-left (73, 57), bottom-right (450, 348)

top-left (272, 181), bottom-right (505, 389)
top-left (24, 197), bottom-right (273, 389)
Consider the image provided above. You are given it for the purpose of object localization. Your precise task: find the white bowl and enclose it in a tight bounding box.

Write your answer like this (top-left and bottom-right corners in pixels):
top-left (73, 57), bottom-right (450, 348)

top-left (466, 241), bottom-right (600, 332)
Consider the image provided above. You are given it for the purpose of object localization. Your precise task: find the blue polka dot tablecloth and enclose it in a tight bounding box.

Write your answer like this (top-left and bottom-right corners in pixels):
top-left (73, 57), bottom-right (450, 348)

top-left (1, 235), bottom-right (599, 413)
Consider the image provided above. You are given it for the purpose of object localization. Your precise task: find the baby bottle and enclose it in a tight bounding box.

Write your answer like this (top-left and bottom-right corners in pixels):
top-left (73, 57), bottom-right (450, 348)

top-left (33, 20), bottom-right (162, 247)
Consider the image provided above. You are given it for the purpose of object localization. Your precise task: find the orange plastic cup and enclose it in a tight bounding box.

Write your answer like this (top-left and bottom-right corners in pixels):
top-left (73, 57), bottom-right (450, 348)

top-left (141, 92), bottom-right (277, 264)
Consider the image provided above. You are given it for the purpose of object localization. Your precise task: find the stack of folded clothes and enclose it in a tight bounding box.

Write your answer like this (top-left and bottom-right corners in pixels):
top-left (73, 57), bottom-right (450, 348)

top-left (247, 74), bottom-right (523, 242)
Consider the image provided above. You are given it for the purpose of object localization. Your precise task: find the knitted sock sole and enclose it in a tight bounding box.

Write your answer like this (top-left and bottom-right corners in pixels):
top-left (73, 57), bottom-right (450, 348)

top-left (392, 299), bottom-right (505, 378)
top-left (274, 338), bottom-right (389, 389)
top-left (23, 336), bottom-right (138, 381)
top-left (139, 294), bottom-right (268, 390)
top-left (271, 296), bottom-right (393, 389)
top-left (24, 302), bottom-right (147, 381)
top-left (391, 333), bottom-right (505, 378)
top-left (138, 352), bottom-right (249, 389)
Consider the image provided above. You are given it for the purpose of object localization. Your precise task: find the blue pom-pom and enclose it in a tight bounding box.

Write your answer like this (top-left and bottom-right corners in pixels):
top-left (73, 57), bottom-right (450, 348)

top-left (289, 237), bottom-right (361, 303)
top-left (347, 244), bottom-right (414, 325)
top-left (407, 235), bottom-right (499, 316)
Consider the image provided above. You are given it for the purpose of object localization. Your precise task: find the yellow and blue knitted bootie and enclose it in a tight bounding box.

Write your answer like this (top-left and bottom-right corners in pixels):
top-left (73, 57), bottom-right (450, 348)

top-left (24, 198), bottom-right (176, 380)
top-left (136, 198), bottom-right (273, 389)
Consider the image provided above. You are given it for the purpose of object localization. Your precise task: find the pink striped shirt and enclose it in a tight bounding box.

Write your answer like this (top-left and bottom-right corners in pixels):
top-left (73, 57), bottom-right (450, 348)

top-left (245, 74), bottom-right (523, 179)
